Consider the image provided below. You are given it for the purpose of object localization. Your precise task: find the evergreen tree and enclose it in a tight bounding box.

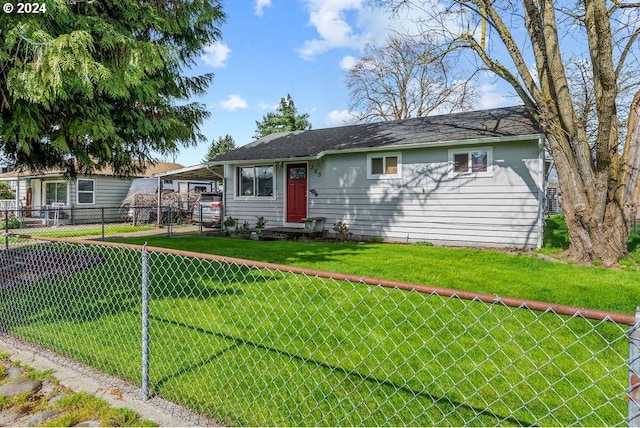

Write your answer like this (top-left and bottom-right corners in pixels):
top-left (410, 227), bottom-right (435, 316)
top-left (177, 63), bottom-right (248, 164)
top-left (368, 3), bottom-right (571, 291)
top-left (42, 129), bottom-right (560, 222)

top-left (254, 94), bottom-right (312, 139)
top-left (0, 1), bottom-right (225, 176)
top-left (203, 134), bottom-right (236, 162)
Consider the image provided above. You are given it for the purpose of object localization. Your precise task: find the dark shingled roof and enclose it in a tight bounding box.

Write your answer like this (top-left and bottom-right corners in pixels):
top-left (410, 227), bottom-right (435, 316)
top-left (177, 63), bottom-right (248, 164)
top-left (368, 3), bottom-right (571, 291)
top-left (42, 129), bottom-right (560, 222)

top-left (215, 105), bottom-right (543, 162)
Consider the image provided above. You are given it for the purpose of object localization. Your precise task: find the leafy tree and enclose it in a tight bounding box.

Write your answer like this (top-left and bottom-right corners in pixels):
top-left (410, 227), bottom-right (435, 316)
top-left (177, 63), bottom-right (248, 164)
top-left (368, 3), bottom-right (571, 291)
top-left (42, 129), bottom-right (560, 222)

top-left (0, 0), bottom-right (226, 177)
top-left (345, 35), bottom-right (476, 122)
top-left (254, 94), bottom-right (312, 139)
top-left (0, 182), bottom-right (13, 200)
top-left (203, 134), bottom-right (236, 162)
top-left (392, 0), bottom-right (640, 265)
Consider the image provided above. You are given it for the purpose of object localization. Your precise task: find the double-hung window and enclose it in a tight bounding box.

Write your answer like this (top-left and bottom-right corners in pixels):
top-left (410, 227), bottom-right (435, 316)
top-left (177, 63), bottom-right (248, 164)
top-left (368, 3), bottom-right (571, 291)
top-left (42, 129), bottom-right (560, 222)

top-left (449, 147), bottom-right (492, 177)
top-left (367, 153), bottom-right (401, 179)
top-left (238, 165), bottom-right (274, 197)
top-left (77, 179), bottom-right (95, 205)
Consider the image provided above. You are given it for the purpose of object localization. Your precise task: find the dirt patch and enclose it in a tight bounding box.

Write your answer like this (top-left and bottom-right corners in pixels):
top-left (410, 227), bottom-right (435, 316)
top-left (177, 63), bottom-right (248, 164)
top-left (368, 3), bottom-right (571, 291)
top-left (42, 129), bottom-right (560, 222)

top-left (0, 247), bottom-right (106, 289)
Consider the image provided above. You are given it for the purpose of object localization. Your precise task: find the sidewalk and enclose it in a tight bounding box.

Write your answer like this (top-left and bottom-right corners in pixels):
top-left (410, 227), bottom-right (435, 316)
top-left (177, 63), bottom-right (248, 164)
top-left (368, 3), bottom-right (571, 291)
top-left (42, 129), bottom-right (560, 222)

top-left (0, 336), bottom-right (218, 427)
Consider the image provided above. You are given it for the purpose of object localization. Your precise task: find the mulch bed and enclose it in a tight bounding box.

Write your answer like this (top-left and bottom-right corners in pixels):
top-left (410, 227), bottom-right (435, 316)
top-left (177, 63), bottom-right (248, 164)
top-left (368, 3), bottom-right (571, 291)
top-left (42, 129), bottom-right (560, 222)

top-left (0, 246), bottom-right (106, 289)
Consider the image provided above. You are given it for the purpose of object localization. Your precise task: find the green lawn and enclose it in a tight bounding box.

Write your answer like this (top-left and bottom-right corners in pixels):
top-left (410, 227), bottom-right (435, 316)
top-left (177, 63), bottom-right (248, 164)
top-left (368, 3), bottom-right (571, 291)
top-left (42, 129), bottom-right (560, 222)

top-left (3, 218), bottom-right (637, 426)
top-left (28, 224), bottom-right (155, 238)
top-left (1, 241), bottom-right (628, 426)
top-left (110, 234), bottom-right (640, 315)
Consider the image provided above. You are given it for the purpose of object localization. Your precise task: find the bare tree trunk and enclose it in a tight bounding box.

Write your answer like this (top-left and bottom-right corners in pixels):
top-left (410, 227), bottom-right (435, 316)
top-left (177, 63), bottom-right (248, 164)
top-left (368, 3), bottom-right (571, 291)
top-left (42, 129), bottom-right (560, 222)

top-left (552, 92), bottom-right (640, 266)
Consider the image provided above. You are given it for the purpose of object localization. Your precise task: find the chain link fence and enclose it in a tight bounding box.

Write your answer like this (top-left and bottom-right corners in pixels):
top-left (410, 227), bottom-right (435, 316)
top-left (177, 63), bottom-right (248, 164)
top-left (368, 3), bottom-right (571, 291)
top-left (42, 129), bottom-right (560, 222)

top-left (2, 206), bottom-right (212, 241)
top-left (0, 235), bottom-right (638, 426)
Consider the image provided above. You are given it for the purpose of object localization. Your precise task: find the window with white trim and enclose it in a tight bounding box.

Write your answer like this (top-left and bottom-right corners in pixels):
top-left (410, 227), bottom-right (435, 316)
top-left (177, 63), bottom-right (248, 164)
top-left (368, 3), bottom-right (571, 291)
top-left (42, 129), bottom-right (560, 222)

top-left (237, 165), bottom-right (274, 197)
top-left (448, 147), bottom-right (493, 177)
top-left (77, 179), bottom-right (95, 205)
top-left (45, 182), bottom-right (68, 205)
top-left (367, 153), bottom-right (401, 179)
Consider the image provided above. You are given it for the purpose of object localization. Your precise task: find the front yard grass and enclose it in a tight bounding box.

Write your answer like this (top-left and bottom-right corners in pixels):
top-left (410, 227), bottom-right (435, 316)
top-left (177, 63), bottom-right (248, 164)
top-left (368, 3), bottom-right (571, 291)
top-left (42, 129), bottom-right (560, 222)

top-left (110, 234), bottom-right (640, 314)
top-left (1, 243), bottom-right (628, 426)
top-left (4, 218), bottom-right (637, 426)
top-left (29, 224), bottom-right (155, 239)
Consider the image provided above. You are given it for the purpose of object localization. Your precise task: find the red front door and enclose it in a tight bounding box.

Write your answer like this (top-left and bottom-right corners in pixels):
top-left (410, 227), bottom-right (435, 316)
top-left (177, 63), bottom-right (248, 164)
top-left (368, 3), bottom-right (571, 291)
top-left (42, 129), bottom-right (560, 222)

top-left (286, 164), bottom-right (307, 223)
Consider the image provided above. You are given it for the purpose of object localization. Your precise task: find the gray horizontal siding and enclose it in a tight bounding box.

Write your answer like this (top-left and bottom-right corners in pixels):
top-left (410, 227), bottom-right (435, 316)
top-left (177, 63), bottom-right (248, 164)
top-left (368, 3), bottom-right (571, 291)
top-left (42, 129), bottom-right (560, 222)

top-left (55, 176), bottom-right (131, 223)
top-left (91, 177), bottom-right (132, 208)
top-left (307, 141), bottom-right (542, 248)
top-left (224, 139), bottom-right (543, 248)
top-left (225, 197), bottom-right (283, 228)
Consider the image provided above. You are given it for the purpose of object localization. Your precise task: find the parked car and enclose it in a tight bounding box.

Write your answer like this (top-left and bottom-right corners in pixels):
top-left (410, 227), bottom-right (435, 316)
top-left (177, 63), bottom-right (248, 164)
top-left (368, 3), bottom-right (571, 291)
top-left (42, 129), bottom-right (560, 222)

top-left (192, 192), bottom-right (223, 227)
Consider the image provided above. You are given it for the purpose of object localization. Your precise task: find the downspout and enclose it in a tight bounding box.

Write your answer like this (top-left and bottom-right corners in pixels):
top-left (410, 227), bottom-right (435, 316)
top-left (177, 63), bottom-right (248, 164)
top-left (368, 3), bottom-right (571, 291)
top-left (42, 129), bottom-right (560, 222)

top-left (537, 136), bottom-right (546, 249)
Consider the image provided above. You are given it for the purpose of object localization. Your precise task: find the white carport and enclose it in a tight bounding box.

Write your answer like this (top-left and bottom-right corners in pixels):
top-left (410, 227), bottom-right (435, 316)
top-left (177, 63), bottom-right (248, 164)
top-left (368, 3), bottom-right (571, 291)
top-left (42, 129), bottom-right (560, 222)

top-left (153, 163), bottom-right (225, 224)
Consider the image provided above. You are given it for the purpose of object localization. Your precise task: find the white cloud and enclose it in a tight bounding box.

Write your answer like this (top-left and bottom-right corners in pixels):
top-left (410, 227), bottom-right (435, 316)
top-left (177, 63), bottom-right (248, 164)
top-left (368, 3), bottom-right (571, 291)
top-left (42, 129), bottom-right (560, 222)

top-left (219, 95), bottom-right (248, 111)
top-left (324, 109), bottom-right (359, 126)
top-left (255, 101), bottom-right (271, 110)
top-left (297, 0), bottom-right (437, 60)
top-left (476, 83), bottom-right (510, 110)
top-left (255, 0), bottom-right (271, 16)
top-left (298, 0), bottom-right (365, 60)
top-left (339, 55), bottom-right (357, 70)
top-left (201, 42), bottom-right (231, 68)
top-left (255, 100), bottom-right (282, 111)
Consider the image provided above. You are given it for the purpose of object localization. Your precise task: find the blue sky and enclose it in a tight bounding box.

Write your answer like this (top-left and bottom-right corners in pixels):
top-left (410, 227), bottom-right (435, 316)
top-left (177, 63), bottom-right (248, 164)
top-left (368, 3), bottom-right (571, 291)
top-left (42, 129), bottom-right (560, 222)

top-left (175, 0), bottom-right (515, 167)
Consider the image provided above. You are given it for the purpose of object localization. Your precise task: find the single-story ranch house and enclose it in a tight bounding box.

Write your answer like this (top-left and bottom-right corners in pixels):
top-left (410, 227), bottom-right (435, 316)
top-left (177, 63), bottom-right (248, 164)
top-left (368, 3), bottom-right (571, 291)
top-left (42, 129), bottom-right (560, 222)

top-left (0, 161), bottom-right (184, 223)
top-left (208, 106), bottom-right (547, 249)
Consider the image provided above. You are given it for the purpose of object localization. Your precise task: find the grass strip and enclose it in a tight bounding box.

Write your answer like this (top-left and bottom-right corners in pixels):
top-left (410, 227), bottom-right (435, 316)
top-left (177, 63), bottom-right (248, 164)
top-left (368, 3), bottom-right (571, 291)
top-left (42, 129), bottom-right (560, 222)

top-left (29, 225), bottom-right (154, 238)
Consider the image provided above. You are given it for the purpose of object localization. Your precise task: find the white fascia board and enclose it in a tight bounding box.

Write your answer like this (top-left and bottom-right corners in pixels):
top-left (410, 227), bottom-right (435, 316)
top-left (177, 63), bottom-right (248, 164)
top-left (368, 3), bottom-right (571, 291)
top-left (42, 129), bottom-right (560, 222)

top-left (314, 133), bottom-right (546, 159)
top-left (213, 157), bottom-right (315, 165)
top-left (154, 163), bottom-right (209, 177)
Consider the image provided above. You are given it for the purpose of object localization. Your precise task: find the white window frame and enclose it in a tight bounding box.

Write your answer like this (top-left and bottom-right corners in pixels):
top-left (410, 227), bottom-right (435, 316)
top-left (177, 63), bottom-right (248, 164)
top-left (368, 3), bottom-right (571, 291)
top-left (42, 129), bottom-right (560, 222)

top-left (236, 165), bottom-right (275, 199)
top-left (367, 152), bottom-right (402, 179)
top-left (448, 146), bottom-right (493, 178)
top-left (76, 178), bottom-right (96, 205)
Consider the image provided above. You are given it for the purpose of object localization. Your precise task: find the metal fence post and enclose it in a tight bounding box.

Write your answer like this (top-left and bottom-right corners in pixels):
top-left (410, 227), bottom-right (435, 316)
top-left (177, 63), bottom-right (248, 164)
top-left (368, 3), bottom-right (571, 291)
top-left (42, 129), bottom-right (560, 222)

top-left (167, 205), bottom-right (172, 237)
top-left (199, 205), bottom-right (203, 235)
top-left (101, 208), bottom-right (105, 241)
top-left (4, 209), bottom-right (8, 251)
top-left (141, 245), bottom-right (150, 400)
top-left (629, 308), bottom-right (640, 426)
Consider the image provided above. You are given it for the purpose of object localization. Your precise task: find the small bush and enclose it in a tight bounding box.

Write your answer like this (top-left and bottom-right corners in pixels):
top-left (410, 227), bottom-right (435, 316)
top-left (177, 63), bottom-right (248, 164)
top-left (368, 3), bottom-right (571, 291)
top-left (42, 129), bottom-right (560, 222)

top-left (542, 214), bottom-right (570, 250)
top-left (332, 221), bottom-right (351, 242)
top-left (255, 216), bottom-right (267, 231)
top-left (5, 216), bottom-right (19, 229)
top-left (628, 228), bottom-right (640, 253)
top-left (223, 216), bottom-right (238, 230)
top-left (238, 221), bottom-right (251, 234)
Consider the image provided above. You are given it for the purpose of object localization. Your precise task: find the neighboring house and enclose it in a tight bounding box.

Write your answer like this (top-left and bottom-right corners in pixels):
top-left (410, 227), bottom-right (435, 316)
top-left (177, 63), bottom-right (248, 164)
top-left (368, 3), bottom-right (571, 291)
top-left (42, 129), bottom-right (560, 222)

top-left (0, 161), bottom-right (183, 223)
top-left (212, 106), bottom-right (547, 249)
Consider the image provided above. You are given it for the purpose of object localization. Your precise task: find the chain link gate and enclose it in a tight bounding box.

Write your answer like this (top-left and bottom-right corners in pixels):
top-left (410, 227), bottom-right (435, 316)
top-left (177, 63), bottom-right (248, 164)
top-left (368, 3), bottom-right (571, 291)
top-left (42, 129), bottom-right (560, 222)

top-left (0, 235), bottom-right (637, 426)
